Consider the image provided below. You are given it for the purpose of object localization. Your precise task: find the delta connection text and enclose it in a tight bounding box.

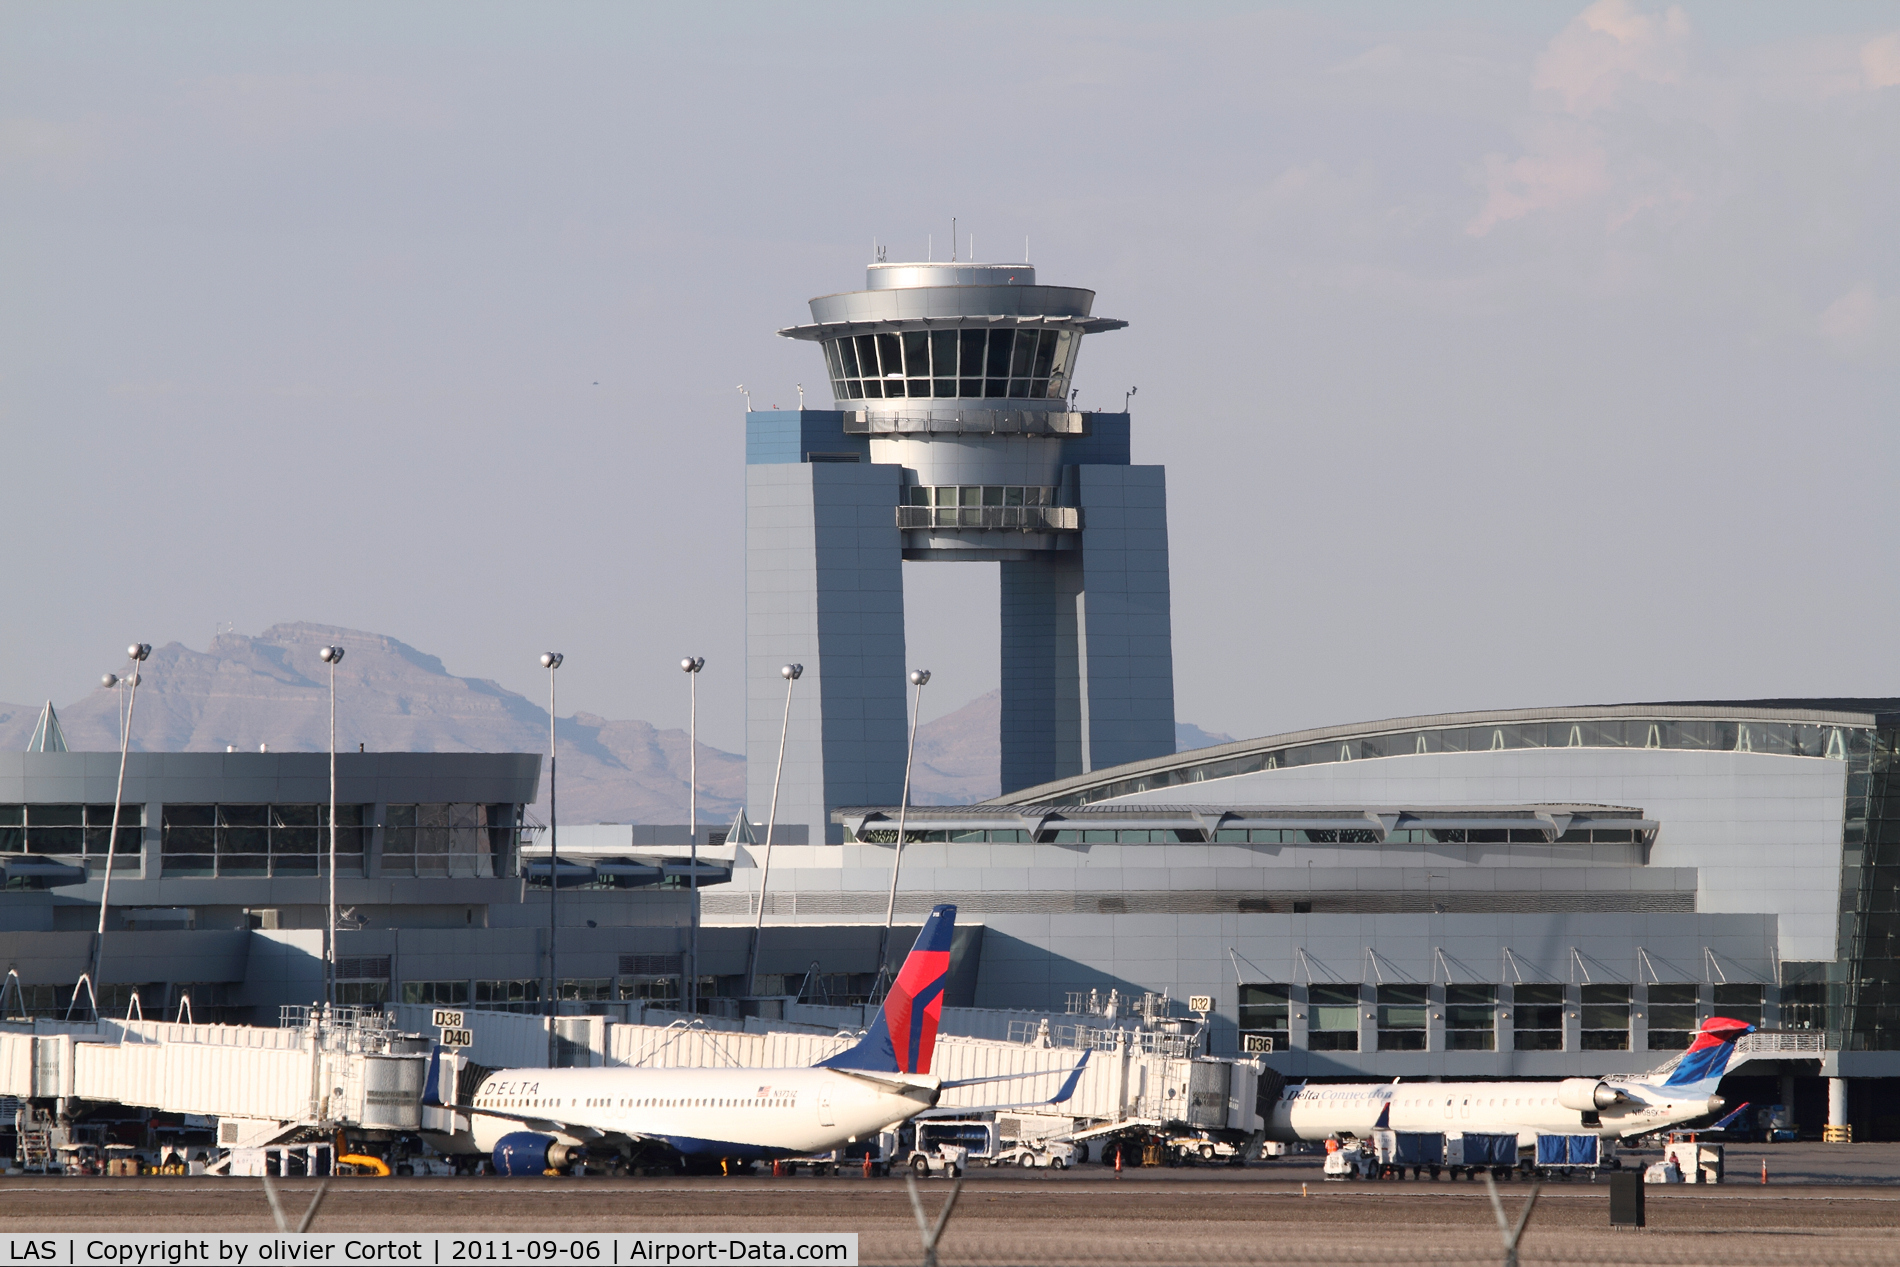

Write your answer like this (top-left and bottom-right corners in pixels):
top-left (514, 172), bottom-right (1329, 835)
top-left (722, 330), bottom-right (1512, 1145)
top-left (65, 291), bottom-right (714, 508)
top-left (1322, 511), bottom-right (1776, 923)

top-left (5, 1238), bottom-right (854, 1267)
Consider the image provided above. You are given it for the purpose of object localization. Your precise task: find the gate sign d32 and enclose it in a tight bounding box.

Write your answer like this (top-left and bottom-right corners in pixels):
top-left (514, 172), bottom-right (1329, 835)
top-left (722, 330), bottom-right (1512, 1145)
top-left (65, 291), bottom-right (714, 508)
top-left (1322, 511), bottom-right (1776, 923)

top-left (1188, 995), bottom-right (1213, 1013)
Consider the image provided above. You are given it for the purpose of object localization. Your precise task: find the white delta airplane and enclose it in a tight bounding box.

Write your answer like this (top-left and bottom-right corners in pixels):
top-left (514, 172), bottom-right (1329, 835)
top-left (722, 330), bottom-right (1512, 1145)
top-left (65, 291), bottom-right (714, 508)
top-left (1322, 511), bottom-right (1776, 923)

top-left (425, 904), bottom-right (1089, 1174)
top-left (1266, 1015), bottom-right (1757, 1152)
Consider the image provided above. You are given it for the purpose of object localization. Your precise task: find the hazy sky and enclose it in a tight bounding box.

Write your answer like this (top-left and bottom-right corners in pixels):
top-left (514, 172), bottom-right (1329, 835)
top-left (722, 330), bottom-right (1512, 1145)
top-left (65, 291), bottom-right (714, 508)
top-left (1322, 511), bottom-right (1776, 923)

top-left (5, 2), bottom-right (1896, 755)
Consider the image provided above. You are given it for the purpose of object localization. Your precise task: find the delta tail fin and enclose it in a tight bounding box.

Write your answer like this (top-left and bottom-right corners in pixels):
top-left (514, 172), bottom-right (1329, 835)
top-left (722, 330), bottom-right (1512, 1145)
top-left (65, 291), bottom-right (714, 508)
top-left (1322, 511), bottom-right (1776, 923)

top-left (818, 904), bottom-right (956, 1076)
top-left (1654, 1016), bottom-right (1755, 1090)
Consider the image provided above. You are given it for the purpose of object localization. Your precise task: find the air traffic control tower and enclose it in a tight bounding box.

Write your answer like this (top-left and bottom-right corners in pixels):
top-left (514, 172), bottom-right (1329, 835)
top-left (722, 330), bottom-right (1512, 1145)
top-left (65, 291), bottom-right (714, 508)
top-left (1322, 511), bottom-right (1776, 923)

top-left (747, 261), bottom-right (1176, 842)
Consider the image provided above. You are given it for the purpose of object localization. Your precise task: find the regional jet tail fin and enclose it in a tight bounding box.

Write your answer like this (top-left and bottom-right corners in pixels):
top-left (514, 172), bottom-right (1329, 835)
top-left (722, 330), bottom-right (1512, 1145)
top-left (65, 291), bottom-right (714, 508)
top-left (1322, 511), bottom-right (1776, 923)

top-left (1649, 1016), bottom-right (1755, 1091)
top-left (819, 904), bottom-right (956, 1076)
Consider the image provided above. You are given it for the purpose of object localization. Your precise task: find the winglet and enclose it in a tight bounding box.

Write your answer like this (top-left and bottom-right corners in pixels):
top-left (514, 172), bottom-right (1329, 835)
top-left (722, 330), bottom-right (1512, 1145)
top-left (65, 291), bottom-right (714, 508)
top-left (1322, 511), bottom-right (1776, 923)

top-left (1049, 1050), bottom-right (1091, 1104)
top-left (819, 905), bottom-right (956, 1075)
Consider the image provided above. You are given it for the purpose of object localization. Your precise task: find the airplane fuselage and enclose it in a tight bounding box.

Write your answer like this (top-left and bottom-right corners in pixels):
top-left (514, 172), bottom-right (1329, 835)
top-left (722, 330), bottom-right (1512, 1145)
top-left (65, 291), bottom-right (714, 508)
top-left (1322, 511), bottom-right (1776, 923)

top-left (464, 1065), bottom-right (937, 1160)
top-left (1268, 1078), bottom-right (1720, 1146)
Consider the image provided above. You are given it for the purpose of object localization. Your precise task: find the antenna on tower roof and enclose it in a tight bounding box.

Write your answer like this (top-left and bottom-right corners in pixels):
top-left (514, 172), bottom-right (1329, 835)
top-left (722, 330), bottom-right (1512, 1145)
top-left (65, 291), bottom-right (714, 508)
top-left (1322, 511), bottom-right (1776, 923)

top-left (951, 218), bottom-right (956, 262)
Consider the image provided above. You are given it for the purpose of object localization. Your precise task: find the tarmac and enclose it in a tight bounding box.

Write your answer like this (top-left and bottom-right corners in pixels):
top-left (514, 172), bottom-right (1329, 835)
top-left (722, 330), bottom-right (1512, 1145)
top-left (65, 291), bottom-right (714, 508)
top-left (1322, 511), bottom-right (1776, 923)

top-left (0, 1143), bottom-right (1894, 1265)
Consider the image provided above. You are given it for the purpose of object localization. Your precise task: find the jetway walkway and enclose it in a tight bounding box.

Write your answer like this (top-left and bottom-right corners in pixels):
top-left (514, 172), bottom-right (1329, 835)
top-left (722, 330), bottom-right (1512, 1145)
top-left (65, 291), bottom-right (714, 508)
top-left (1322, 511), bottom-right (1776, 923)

top-left (0, 1006), bottom-right (426, 1149)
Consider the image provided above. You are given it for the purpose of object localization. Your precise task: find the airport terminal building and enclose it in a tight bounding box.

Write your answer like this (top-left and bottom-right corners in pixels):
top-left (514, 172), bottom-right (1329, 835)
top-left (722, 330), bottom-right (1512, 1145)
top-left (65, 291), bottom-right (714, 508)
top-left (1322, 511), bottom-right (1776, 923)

top-left (701, 697), bottom-right (1900, 1130)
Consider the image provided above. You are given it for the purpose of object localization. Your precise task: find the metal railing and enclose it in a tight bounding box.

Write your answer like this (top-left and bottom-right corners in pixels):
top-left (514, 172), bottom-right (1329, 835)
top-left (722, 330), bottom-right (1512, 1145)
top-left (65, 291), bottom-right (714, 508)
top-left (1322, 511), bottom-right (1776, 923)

top-left (897, 505), bottom-right (1081, 532)
top-left (845, 409), bottom-right (1088, 436)
top-left (1005, 1018), bottom-right (1199, 1057)
top-left (1734, 1029), bottom-right (1827, 1056)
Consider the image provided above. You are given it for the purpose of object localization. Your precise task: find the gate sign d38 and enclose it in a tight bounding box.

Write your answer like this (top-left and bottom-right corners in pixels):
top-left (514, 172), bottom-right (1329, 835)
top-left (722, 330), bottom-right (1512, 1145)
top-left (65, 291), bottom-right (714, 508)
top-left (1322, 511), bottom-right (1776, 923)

top-left (439, 1027), bottom-right (474, 1048)
top-left (432, 1009), bottom-right (465, 1029)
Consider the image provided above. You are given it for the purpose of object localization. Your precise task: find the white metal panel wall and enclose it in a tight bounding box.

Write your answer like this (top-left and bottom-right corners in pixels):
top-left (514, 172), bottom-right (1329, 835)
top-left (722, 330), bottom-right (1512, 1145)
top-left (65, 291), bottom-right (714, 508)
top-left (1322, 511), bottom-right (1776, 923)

top-left (71, 1041), bottom-right (314, 1120)
top-left (0, 1033), bottom-right (32, 1097)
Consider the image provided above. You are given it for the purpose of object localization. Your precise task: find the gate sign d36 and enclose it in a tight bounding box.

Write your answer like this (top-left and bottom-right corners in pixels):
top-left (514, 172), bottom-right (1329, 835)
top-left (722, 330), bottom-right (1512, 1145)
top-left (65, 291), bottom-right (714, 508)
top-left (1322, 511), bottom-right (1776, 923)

top-left (439, 1027), bottom-right (474, 1049)
top-left (432, 1009), bottom-right (465, 1029)
top-left (1242, 1034), bottom-right (1275, 1053)
top-left (1188, 995), bottom-right (1214, 1014)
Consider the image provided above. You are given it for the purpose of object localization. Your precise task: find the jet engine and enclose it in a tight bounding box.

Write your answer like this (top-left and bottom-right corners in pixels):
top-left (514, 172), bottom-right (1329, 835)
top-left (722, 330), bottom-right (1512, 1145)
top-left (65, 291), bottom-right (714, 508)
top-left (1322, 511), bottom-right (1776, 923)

top-left (1556, 1078), bottom-right (1628, 1112)
top-left (493, 1131), bottom-right (580, 1176)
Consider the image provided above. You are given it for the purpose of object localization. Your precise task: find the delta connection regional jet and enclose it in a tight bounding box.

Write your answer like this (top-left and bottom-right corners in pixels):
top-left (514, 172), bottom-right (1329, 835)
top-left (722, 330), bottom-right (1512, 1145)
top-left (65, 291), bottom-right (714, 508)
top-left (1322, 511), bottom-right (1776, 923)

top-left (1266, 1016), bottom-right (1756, 1146)
top-left (429, 905), bottom-right (1089, 1173)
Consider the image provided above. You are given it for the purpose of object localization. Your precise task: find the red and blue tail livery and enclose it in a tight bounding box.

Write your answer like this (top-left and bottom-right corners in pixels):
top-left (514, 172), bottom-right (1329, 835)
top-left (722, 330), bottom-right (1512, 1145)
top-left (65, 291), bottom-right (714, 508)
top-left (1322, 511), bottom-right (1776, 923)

top-left (1660, 1016), bottom-right (1754, 1089)
top-left (820, 904), bottom-right (956, 1075)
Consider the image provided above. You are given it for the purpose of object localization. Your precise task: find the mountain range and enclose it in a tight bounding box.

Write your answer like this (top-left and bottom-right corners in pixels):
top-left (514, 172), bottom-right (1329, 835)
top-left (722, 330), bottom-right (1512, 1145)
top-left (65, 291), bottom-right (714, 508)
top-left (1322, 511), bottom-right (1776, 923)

top-left (0, 623), bottom-right (1232, 822)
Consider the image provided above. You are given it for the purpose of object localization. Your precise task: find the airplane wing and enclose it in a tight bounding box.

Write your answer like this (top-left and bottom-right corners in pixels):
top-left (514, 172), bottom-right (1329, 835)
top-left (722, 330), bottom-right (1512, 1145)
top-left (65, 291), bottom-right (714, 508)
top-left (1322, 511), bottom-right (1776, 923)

top-left (940, 1051), bottom-right (1090, 1091)
top-left (919, 1052), bottom-right (1091, 1117)
top-left (464, 1105), bottom-right (608, 1140)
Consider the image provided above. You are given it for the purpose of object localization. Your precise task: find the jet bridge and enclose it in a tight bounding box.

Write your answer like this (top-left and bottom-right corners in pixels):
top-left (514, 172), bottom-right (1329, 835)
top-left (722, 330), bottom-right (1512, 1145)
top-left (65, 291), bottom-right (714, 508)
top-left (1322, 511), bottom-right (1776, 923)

top-left (0, 1006), bottom-right (427, 1151)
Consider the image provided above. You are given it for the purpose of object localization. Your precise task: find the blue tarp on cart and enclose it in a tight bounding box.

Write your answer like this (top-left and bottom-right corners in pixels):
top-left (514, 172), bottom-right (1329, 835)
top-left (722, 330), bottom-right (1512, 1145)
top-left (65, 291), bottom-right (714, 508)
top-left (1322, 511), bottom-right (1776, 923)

top-left (1458, 1133), bottom-right (1518, 1166)
top-left (1536, 1134), bottom-right (1600, 1165)
top-left (1392, 1132), bottom-right (1446, 1165)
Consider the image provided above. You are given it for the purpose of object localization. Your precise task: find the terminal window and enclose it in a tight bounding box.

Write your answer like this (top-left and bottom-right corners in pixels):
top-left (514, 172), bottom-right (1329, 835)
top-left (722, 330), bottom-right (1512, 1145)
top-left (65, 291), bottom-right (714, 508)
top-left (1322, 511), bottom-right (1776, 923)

top-left (1780, 981), bottom-right (1828, 1030)
top-left (1307, 984), bottom-right (1361, 1051)
top-left (160, 804), bottom-right (365, 878)
top-left (476, 979), bottom-right (542, 1013)
top-left (1513, 984), bottom-right (1565, 1051)
top-left (383, 803), bottom-right (516, 877)
top-left (1445, 985), bottom-right (1497, 1051)
top-left (1376, 984), bottom-right (1428, 1051)
top-left (0, 804), bottom-right (142, 866)
top-left (400, 980), bottom-right (469, 1006)
top-left (825, 327), bottom-right (1075, 402)
top-left (1713, 983), bottom-right (1764, 1028)
top-left (1646, 983), bottom-right (1701, 1050)
top-left (1581, 983), bottom-right (1631, 1050)
top-left (1238, 984), bottom-right (1289, 1051)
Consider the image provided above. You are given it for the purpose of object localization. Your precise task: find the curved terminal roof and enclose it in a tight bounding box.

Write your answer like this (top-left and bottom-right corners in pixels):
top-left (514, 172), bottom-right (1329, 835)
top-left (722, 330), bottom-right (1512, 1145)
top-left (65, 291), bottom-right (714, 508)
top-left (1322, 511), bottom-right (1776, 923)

top-left (986, 699), bottom-right (1900, 808)
top-left (833, 801), bottom-right (1653, 845)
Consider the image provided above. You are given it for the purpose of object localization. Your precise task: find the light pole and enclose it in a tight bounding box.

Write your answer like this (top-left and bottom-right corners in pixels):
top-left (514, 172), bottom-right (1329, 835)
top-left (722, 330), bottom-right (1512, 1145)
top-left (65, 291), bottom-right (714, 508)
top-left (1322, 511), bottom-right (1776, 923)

top-left (91, 642), bottom-right (151, 1012)
top-left (746, 662), bottom-right (800, 997)
top-left (540, 651), bottom-right (563, 1066)
top-left (877, 669), bottom-right (929, 998)
top-left (318, 645), bottom-right (345, 1008)
top-left (680, 655), bottom-right (705, 1014)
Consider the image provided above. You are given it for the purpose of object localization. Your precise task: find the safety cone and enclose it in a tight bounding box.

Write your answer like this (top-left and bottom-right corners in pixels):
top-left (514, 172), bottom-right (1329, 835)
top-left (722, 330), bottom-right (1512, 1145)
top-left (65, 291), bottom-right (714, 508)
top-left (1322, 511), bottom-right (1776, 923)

top-left (1761, 1157), bottom-right (1768, 1185)
top-left (1115, 1147), bottom-right (1122, 1174)
top-left (863, 1154), bottom-right (872, 1179)
top-left (1302, 1183), bottom-right (1309, 1198)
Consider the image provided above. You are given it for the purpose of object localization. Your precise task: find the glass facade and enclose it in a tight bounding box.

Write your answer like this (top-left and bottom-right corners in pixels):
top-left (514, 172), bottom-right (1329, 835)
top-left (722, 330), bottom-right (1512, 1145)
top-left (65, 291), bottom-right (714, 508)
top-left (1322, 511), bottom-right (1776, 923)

top-left (1057, 716), bottom-right (1871, 806)
top-left (1307, 983), bottom-right (1361, 1052)
top-left (1376, 984), bottom-right (1428, 1051)
top-left (401, 980), bottom-right (469, 1006)
top-left (1842, 724), bottom-right (1900, 1049)
top-left (1581, 983), bottom-right (1631, 1050)
top-left (1646, 983), bottom-right (1701, 1050)
top-left (1445, 985), bottom-right (1497, 1051)
top-left (1713, 982), bottom-right (1764, 1028)
top-left (1513, 984), bottom-right (1564, 1051)
top-left (475, 979), bottom-right (542, 1013)
top-left (897, 486), bottom-right (1079, 532)
top-left (824, 328), bottom-right (1076, 401)
top-left (0, 804), bottom-right (142, 865)
top-left (161, 804), bottom-right (366, 877)
top-left (1238, 983), bottom-right (1289, 1051)
top-left (383, 803), bottom-right (518, 877)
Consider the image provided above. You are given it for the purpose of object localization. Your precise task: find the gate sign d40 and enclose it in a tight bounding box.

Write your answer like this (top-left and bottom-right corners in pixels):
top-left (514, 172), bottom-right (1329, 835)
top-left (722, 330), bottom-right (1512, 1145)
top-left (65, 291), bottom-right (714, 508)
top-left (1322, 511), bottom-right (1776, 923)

top-left (439, 1027), bottom-right (474, 1048)
top-left (1188, 995), bottom-right (1213, 1014)
top-left (432, 1009), bottom-right (465, 1029)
